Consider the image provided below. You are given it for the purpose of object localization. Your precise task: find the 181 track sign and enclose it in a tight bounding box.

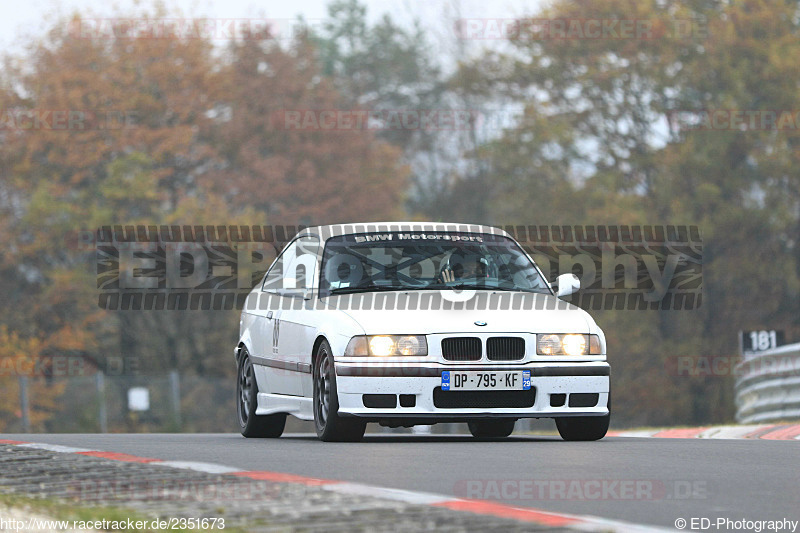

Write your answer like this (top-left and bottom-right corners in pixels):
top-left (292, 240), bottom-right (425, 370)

top-left (740, 330), bottom-right (785, 354)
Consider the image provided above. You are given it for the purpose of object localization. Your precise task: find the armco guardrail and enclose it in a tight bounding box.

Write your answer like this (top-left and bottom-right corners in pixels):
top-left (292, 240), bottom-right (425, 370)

top-left (735, 342), bottom-right (800, 424)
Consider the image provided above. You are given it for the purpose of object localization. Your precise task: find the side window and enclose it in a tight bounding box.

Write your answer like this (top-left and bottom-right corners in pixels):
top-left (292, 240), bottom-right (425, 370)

top-left (262, 237), bottom-right (320, 295)
top-left (283, 237), bottom-right (319, 292)
top-left (262, 243), bottom-right (291, 293)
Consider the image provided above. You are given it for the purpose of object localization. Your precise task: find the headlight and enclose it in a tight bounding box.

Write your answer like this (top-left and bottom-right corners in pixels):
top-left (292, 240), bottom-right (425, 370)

top-left (537, 334), bottom-right (603, 355)
top-left (345, 335), bottom-right (428, 356)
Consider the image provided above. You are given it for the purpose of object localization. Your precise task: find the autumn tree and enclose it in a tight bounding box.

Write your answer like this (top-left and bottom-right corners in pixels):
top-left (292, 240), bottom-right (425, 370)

top-left (203, 30), bottom-right (408, 224)
top-left (0, 8), bottom-right (409, 430)
top-left (466, 0), bottom-right (800, 424)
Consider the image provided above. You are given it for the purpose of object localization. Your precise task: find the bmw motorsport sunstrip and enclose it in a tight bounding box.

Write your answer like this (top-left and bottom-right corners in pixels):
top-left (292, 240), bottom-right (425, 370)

top-left (235, 223), bottom-right (610, 442)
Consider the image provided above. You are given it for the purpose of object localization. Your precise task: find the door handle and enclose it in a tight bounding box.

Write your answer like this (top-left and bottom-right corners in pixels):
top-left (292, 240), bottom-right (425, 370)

top-left (266, 311), bottom-right (273, 320)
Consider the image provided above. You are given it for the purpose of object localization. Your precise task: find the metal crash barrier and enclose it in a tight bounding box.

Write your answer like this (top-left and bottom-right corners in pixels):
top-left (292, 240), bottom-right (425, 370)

top-left (735, 342), bottom-right (800, 424)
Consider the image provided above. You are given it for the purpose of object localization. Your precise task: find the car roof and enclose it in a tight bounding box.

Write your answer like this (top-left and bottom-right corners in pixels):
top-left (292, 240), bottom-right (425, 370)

top-left (297, 222), bottom-right (511, 241)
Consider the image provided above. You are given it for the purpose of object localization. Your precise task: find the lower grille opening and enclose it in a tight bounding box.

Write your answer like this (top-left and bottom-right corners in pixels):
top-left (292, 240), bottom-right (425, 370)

top-left (568, 393), bottom-right (599, 408)
top-left (550, 393), bottom-right (567, 407)
top-left (363, 394), bottom-right (397, 408)
top-left (399, 394), bottom-right (416, 408)
top-left (433, 387), bottom-right (536, 409)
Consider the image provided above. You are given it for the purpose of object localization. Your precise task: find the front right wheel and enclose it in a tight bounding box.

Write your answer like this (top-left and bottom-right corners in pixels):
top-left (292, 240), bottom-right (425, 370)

top-left (313, 339), bottom-right (366, 442)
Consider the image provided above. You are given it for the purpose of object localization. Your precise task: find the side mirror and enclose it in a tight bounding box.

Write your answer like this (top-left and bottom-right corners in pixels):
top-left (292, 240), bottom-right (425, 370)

top-left (554, 273), bottom-right (580, 298)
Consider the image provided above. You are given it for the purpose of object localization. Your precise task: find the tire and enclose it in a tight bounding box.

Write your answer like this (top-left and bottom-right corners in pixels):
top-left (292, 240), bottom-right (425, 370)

top-left (237, 347), bottom-right (286, 438)
top-left (555, 415), bottom-right (609, 441)
top-left (468, 419), bottom-right (516, 438)
top-left (313, 340), bottom-right (366, 442)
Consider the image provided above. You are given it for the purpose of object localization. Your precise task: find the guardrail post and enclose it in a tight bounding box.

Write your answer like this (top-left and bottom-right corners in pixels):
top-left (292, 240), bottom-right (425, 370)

top-left (169, 370), bottom-right (181, 430)
top-left (96, 372), bottom-right (108, 433)
top-left (19, 376), bottom-right (30, 432)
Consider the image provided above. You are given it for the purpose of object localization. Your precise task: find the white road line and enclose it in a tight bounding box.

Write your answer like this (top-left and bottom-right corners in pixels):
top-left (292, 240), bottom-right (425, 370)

top-left (569, 515), bottom-right (677, 532)
top-left (158, 461), bottom-right (244, 474)
top-left (15, 443), bottom-right (96, 453)
top-left (697, 425), bottom-right (765, 439)
top-left (324, 482), bottom-right (453, 505)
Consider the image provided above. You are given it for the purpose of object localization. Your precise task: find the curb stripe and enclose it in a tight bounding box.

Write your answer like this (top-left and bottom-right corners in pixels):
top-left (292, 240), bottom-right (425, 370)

top-left (433, 498), bottom-right (578, 527)
top-left (652, 427), bottom-right (709, 438)
top-left (758, 425), bottom-right (800, 440)
top-left (231, 470), bottom-right (336, 486)
top-left (612, 424), bottom-right (800, 440)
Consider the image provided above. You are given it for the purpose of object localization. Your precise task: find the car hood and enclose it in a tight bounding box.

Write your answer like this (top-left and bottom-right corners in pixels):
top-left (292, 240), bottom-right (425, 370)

top-left (321, 291), bottom-right (592, 334)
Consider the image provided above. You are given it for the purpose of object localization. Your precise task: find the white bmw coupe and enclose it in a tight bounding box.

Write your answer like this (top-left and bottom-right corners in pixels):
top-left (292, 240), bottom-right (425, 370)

top-left (235, 223), bottom-right (610, 441)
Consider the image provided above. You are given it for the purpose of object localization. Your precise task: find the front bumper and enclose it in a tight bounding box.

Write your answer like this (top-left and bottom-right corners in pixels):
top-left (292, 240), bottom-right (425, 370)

top-left (335, 362), bottom-right (610, 419)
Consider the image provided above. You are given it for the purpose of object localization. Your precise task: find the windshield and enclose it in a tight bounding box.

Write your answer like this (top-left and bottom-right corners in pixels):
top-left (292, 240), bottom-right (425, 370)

top-left (319, 231), bottom-right (550, 296)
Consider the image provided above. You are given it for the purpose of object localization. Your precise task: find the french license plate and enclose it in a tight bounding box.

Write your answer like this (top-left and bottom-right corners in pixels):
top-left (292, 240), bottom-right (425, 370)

top-left (441, 370), bottom-right (531, 391)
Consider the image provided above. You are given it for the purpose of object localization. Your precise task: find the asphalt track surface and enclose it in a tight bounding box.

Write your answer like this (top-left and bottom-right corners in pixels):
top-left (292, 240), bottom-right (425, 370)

top-left (3, 432), bottom-right (798, 530)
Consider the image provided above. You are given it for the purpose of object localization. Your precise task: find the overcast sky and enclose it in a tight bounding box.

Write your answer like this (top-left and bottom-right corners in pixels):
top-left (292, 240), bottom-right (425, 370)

top-left (2, 0), bottom-right (544, 54)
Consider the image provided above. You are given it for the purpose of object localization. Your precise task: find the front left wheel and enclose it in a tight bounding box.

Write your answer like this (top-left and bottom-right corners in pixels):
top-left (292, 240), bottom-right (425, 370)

top-left (313, 340), bottom-right (366, 442)
top-left (237, 347), bottom-right (286, 438)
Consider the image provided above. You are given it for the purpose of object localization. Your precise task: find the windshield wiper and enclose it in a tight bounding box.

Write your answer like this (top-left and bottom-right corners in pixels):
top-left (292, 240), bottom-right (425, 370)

top-left (483, 286), bottom-right (552, 294)
top-left (426, 283), bottom-right (550, 294)
top-left (327, 285), bottom-right (411, 295)
top-left (328, 284), bottom-right (551, 296)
